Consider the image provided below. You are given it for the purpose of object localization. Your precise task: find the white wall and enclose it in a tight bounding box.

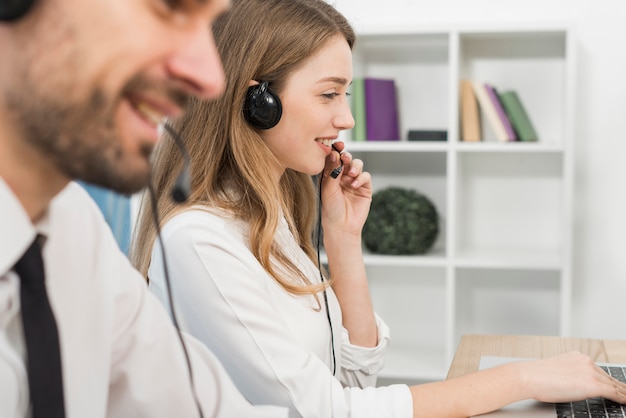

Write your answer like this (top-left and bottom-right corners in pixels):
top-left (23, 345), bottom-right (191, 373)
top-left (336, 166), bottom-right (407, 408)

top-left (332, 0), bottom-right (626, 339)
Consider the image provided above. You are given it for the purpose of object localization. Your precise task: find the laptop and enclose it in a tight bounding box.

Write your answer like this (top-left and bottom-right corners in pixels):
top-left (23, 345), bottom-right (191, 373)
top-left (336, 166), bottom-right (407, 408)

top-left (474, 356), bottom-right (626, 417)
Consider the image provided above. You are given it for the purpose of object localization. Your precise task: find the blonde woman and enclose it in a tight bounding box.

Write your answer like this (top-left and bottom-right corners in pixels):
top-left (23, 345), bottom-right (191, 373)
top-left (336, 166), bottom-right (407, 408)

top-left (131, 0), bottom-right (626, 416)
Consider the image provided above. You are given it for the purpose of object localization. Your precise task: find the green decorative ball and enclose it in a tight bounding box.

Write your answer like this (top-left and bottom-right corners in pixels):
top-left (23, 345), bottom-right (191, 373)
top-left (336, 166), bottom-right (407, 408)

top-left (363, 187), bottom-right (439, 255)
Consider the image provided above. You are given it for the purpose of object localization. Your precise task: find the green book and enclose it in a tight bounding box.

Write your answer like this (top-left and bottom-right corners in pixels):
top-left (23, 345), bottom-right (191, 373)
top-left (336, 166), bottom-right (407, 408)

top-left (498, 91), bottom-right (538, 142)
top-left (350, 78), bottom-right (366, 141)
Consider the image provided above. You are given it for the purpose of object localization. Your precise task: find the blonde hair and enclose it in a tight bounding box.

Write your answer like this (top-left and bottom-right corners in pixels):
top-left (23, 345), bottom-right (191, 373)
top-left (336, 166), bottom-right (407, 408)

top-left (131, 0), bottom-right (355, 296)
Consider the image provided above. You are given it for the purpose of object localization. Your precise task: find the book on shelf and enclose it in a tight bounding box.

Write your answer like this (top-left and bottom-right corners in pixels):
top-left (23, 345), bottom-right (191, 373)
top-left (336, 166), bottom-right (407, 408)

top-left (484, 83), bottom-right (516, 141)
top-left (364, 77), bottom-right (400, 141)
top-left (498, 90), bottom-right (539, 142)
top-left (408, 129), bottom-right (447, 141)
top-left (350, 78), bottom-right (367, 142)
top-left (460, 79), bottom-right (481, 142)
top-left (471, 81), bottom-right (510, 142)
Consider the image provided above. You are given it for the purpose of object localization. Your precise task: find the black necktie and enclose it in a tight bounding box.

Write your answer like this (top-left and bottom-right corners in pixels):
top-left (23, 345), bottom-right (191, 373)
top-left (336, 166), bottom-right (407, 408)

top-left (14, 236), bottom-right (66, 418)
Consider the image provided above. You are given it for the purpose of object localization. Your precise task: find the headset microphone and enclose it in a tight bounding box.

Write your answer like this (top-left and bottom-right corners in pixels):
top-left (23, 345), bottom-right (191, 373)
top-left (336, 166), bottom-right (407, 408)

top-left (162, 123), bottom-right (191, 203)
top-left (0, 0), bottom-right (36, 21)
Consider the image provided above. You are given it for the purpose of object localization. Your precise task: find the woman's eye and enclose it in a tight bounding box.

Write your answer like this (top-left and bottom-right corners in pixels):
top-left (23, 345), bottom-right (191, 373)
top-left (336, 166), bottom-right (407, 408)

top-left (322, 93), bottom-right (341, 99)
top-left (161, 0), bottom-right (193, 12)
top-left (162, 0), bottom-right (182, 10)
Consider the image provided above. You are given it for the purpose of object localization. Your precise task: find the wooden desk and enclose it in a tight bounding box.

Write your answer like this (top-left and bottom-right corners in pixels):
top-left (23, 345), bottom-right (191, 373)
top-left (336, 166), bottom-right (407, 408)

top-left (447, 334), bottom-right (626, 379)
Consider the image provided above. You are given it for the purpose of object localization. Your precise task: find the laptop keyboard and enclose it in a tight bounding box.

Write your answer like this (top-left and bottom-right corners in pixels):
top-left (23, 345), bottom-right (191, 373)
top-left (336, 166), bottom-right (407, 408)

top-left (554, 365), bottom-right (626, 418)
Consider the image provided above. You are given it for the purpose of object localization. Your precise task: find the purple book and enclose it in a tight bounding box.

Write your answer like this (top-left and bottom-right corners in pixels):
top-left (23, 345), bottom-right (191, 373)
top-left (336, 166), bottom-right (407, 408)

top-left (484, 83), bottom-right (517, 141)
top-left (364, 78), bottom-right (400, 141)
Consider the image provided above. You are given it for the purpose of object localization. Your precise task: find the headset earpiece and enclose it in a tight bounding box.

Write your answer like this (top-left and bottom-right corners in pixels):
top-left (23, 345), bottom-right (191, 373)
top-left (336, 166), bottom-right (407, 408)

top-left (0, 0), bottom-right (36, 22)
top-left (243, 81), bottom-right (282, 130)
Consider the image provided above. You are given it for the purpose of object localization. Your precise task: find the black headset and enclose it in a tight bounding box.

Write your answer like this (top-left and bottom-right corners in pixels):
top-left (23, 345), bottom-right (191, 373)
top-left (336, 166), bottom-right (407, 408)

top-left (0, 0), bottom-right (35, 21)
top-left (243, 81), bottom-right (282, 130)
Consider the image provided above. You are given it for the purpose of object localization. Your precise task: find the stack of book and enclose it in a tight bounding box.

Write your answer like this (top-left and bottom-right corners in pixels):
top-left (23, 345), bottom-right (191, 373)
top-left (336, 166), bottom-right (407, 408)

top-left (351, 77), bottom-right (400, 141)
top-left (460, 79), bottom-right (538, 142)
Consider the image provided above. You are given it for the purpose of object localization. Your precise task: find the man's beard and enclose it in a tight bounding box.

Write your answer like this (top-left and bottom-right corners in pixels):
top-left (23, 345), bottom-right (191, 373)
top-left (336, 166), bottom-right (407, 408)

top-left (5, 74), bottom-right (188, 195)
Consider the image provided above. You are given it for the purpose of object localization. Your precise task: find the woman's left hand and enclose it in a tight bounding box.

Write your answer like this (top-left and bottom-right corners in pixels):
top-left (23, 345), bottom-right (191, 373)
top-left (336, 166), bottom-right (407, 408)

top-left (320, 142), bottom-right (372, 236)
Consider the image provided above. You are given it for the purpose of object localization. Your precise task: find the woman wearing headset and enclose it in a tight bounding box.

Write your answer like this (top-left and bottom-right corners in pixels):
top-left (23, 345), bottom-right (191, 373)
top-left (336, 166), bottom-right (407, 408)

top-left (131, 0), bottom-right (626, 416)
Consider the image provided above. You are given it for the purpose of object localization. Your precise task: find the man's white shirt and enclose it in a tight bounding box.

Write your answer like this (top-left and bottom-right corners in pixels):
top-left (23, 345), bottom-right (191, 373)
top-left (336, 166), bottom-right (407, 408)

top-left (0, 178), bottom-right (287, 418)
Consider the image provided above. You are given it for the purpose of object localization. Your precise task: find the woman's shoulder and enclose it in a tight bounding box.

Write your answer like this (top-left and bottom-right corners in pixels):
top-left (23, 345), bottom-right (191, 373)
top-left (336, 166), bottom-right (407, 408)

top-left (160, 206), bottom-right (247, 245)
top-left (166, 205), bottom-right (229, 225)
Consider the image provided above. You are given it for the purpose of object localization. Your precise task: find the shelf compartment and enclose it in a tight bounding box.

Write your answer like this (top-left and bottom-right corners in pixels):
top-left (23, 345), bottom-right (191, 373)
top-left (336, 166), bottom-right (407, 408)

top-left (455, 152), bottom-right (564, 259)
top-left (352, 33), bottom-right (450, 141)
top-left (378, 345), bottom-right (448, 383)
top-left (356, 151), bottom-right (448, 255)
top-left (367, 265), bottom-right (448, 381)
top-left (459, 30), bottom-right (568, 144)
top-left (454, 268), bottom-right (561, 341)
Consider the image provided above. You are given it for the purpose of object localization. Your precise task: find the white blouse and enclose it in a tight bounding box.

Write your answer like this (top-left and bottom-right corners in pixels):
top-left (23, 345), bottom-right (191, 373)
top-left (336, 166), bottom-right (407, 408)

top-left (148, 208), bottom-right (413, 418)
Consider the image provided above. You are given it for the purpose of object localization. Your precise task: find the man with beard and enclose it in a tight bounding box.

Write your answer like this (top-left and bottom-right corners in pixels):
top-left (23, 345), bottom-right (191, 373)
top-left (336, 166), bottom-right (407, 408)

top-left (0, 0), bottom-right (286, 417)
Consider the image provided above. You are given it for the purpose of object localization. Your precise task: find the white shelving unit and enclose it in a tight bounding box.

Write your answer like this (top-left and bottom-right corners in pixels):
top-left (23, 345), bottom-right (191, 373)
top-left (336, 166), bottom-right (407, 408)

top-left (344, 24), bottom-right (576, 383)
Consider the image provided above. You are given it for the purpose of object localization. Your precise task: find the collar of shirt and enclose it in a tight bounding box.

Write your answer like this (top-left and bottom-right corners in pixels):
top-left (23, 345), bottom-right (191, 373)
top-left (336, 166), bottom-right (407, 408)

top-left (0, 177), bottom-right (52, 276)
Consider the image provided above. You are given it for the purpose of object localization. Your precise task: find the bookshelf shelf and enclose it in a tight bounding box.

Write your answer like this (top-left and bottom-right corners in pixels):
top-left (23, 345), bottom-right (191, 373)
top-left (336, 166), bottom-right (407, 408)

top-left (349, 25), bottom-right (575, 382)
top-left (346, 141), bottom-right (448, 153)
top-left (454, 248), bottom-right (562, 270)
top-left (362, 251), bottom-right (448, 267)
top-left (453, 142), bottom-right (565, 153)
top-left (322, 250), bottom-right (447, 268)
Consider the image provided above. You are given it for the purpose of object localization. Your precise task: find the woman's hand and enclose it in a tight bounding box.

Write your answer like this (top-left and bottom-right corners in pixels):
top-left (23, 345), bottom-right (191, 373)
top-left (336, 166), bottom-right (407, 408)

top-left (320, 142), bottom-right (372, 236)
top-left (523, 351), bottom-right (626, 404)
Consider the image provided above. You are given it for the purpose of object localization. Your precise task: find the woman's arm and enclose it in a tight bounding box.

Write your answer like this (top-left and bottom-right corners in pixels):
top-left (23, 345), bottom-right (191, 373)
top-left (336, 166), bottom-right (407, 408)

top-left (409, 351), bottom-right (626, 417)
top-left (321, 143), bottom-right (377, 348)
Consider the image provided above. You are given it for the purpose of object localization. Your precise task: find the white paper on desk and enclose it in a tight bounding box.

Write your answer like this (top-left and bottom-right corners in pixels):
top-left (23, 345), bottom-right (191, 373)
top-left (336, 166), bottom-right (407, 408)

top-left (480, 356), bottom-right (626, 370)
top-left (479, 356), bottom-right (536, 370)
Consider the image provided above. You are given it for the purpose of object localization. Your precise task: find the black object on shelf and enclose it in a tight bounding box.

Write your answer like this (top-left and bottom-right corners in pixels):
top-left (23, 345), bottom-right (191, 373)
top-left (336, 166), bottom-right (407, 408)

top-left (408, 129), bottom-right (447, 141)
